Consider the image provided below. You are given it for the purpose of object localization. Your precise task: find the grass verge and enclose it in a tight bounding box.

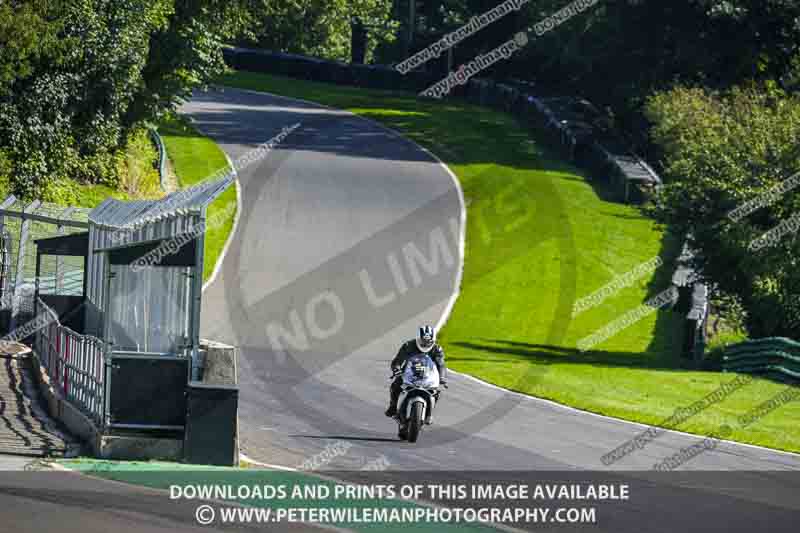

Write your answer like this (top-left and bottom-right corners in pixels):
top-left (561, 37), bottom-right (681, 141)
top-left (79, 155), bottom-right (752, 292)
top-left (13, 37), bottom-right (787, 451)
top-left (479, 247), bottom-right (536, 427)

top-left (157, 113), bottom-right (238, 282)
top-left (217, 70), bottom-right (800, 454)
top-left (1, 120), bottom-right (236, 282)
top-left (0, 129), bottom-right (162, 207)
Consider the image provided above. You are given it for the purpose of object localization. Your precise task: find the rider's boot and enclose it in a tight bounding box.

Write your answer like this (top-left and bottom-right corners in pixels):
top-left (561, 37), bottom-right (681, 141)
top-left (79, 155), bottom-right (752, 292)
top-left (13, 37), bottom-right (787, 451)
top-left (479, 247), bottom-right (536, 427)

top-left (385, 387), bottom-right (400, 417)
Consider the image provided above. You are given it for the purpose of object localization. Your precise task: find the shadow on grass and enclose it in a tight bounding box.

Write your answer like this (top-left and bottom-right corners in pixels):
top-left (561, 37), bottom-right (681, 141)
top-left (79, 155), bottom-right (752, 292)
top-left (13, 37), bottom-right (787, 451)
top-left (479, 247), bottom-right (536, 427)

top-left (213, 73), bottom-right (572, 172)
top-left (217, 71), bottom-right (692, 377)
top-left (451, 339), bottom-right (696, 372)
top-left (157, 113), bottom-right (201, 139)
top-left (448, 230), bottom-right (692, 376)
top-left (643, 229), bottom-right (690, 365)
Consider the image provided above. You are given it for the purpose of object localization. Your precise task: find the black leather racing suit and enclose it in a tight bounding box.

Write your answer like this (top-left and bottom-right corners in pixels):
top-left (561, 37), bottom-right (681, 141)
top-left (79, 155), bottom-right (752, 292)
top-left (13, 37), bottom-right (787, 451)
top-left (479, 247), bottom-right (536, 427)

top-left (387, 340), bottom-right (447, 414)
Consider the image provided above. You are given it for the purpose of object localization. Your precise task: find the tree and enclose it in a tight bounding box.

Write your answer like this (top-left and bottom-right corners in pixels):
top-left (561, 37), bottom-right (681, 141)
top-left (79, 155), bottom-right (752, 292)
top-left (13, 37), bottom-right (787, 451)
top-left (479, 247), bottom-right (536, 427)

top-left (646, 83), bottom-right (800, 337)
top-left (0, 0), bottom-right (261, 197)
top-left (0, 0), bottom-right (175, 194)
top-left (501, 0), bottom-right (800, 144)
top-left (126, 0), bottom-right (259, 129)
top-left (243, 0), bottom-right (396, 62)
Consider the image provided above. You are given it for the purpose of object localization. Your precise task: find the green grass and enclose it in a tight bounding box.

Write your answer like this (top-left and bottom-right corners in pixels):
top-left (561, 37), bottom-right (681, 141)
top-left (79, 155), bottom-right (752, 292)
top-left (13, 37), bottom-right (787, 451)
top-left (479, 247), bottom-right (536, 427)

top-left (217, 70), bottom-right (800, 454)
top-left (2, 119), bottom-right (235, 283)
top-left (158, 113), bottom-right (237, 282)
top-left (0, 129), bottom-right (160, 207)
top-left (1, 126), bottom-right (236, 292)
top-left (54, 180), bottom-right (129, 208)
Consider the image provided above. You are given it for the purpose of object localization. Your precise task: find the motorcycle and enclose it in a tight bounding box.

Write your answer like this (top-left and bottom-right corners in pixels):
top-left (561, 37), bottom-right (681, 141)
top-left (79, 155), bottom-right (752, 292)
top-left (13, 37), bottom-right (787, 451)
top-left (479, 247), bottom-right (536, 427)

top-left (390, 353), bottom-right (445, 443)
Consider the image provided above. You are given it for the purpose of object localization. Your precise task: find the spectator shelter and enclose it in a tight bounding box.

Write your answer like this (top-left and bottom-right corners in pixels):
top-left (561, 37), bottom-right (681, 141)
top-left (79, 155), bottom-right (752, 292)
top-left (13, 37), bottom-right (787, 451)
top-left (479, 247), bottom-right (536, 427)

top-left (1, 174), bottom-right (233, 437)
top-left (0, 197), bottom-right (90, 332)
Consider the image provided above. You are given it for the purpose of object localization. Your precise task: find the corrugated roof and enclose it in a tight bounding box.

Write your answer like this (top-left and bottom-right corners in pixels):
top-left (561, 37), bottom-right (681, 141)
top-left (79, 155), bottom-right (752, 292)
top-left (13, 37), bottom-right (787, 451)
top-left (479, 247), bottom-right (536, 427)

top-left (613, 155), bottom-right (660, 184)
top-left (89, 173), bottom-right (233, 229)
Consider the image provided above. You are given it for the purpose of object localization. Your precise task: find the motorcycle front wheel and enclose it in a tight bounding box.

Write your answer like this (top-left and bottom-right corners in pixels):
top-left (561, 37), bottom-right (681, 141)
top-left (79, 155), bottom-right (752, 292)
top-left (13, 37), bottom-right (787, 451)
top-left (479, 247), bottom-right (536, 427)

top-left (407, 402), bottom-right (424, 443)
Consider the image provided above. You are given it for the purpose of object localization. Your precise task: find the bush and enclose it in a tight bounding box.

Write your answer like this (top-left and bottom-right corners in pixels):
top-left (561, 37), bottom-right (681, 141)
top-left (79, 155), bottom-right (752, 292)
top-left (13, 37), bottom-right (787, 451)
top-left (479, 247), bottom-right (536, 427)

top-left (1, 1), bottom-right (256, 201)
top-left (116, 129), bottom-right (161, 199)
top-left (0, 149), bottom-right (10, 196)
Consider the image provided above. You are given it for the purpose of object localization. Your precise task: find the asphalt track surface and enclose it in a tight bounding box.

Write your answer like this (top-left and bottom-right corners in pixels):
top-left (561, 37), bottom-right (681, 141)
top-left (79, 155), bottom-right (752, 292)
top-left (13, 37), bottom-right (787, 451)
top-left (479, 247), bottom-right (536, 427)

top-left (0, 469), bottom-right (322, 533)
top-left (1, 85), bottom-right (799, 533)
top-left (183, 86), bottom-right (800, 474)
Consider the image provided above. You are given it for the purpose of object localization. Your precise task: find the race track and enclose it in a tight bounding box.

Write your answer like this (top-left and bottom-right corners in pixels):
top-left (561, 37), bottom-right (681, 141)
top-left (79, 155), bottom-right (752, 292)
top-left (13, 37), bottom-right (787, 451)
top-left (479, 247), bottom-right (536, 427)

top-left (0, 470), bottom-right (322, 533)
top-left (184, 87), bottom-right (800, 475)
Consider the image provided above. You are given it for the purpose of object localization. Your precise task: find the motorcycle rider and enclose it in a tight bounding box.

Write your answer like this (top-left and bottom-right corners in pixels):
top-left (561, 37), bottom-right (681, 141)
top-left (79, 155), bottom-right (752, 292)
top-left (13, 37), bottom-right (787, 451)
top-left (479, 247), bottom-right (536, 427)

top-left (385, 325), bottom-right (447, 417)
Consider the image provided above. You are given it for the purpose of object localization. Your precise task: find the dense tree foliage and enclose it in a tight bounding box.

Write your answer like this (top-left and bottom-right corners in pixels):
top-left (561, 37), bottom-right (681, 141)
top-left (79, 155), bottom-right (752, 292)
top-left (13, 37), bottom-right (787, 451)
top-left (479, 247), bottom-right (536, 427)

top-left (128, 0), bottom-right (258, 130)
top-left (646, 84), bottom-right (800, 337)
top-left (0, 0), bottom-right (260, 198)
top-left (1, 1), bottom-right (168, 196)
top-left (242, 0), bottom-right (396, 62)
top-left (0, 1), bottom-right (402, 198)
top-left (2, 0), bottom-right (800, 336)
top-left (390, 1), bottom-right (800, 337)
top-left (378, 1), bottom-right (800, 146)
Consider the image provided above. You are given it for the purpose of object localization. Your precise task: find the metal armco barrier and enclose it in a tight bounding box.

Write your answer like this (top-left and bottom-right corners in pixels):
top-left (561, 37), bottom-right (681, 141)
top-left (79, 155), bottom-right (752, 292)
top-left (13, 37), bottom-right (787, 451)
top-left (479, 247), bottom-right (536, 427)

top-left (671, 240), bottom-right (709, 362)
top-left (685, 283), bottom-right (709, 361)
top-left (723, 337), bottom-right (800, 382)
top-left (222, 48), bottom-right (661, 205)
top-left (222, 46), bottom-right (438, 93)
top-left (149, 127), bottom-right (169, 192)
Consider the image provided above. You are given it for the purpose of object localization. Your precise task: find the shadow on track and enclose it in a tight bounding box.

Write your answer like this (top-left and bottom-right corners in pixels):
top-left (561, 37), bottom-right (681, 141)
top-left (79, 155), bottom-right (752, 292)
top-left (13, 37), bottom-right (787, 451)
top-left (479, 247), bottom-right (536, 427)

top-left (289, 434), bottom-right (400, 443)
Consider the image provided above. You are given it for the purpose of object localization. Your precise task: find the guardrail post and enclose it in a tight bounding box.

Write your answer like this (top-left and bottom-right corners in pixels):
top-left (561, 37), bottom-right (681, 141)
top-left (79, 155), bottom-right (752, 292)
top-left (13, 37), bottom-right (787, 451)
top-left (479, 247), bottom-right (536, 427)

top-left (64, 334), bottom-right (70, 398)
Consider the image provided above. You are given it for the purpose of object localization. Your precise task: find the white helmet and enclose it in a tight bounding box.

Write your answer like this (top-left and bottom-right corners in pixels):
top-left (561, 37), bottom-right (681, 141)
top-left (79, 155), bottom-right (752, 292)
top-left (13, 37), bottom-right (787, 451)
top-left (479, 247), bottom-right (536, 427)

top-left (416, 325), bottom-right (435, 353)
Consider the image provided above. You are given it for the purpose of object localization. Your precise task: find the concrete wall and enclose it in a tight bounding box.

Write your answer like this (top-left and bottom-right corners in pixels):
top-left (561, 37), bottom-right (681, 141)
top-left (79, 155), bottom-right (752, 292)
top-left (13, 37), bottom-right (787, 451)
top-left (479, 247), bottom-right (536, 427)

top-left (200, 338), bottom-right (238, 386)
top-left (98, 434), bottom-right (183, 461)
top-left (30, 351), bottom-right (100, 453)
top-left (197, 338), bottom-right (240, 464)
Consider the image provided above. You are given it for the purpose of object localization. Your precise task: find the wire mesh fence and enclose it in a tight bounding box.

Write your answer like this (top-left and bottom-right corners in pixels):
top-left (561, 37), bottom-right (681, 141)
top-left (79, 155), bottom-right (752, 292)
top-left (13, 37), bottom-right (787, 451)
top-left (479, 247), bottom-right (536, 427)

top-left (0, 196), bottom-right (89, 331)
top-left (37, 254), bottom-right (85, 296)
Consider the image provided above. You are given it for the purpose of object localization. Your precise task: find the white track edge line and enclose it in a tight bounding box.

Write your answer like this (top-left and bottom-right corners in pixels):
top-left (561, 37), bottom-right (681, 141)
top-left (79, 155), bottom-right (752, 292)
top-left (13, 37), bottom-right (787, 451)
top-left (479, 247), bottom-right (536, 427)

top-left (239, 452), bottom-right (299, 472)
top-left (203, 154), bottom-right (242, 293)
top-left (238, 454), bottom-right (523, 533)
top-left (452, 370), bottom-right (800, 461)
top-left (215, 85), bottom-right (800, 464)
top-left (182, 116), bottom-right (242, 294)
